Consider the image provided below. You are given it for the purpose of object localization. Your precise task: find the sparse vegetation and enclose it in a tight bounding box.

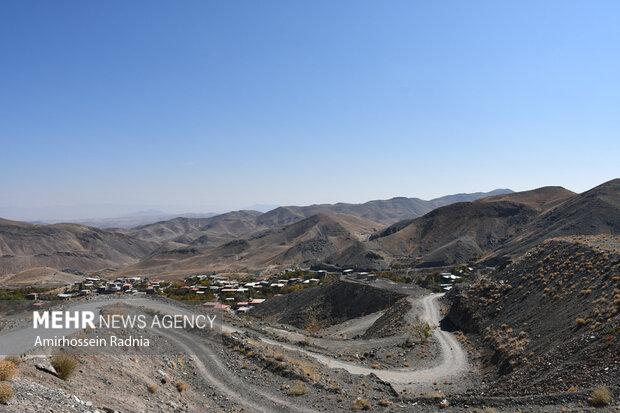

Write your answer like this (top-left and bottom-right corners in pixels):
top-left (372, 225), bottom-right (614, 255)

top-left (0, 383), bottom-right (13, 404)
top-left (51, 355), bottom-right (78, 380)
top-left (411, 318), bottom-right (433, 342)
top-left (352, 398), bottom-right (371, 410)
top-left (590, 386), bottom-right (612, 407)
top-left (0, 360), bottom-right (17, 381)
top-left (3, 356), bottom-right (21, 366)
top-left (175, 380), bottom-right (189, 393)
top-left (288, 381), bottom-right (308, 396)
top-left (378, 398), bottom-right (392, 406)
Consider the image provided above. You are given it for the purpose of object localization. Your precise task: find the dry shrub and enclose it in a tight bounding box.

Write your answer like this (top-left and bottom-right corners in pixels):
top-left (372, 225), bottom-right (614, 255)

top-left (147, 383), bottom-right (159, 393)
top-left (51, 355), bottom-right (77, 380)
top-left (288, 382), bottom-right (308, 396)
top-left (175, 380), bottom-right (189, 393)
top-left (0, 383), bottom-right (12, 404)
top-left (273, 349), bottom-right (285, 361)
top-left (352, 398), bottom-right (371, 410)
top-left (3, 356), bottom-right (21, 366)
top-left (378, 398), bottom-right (392, 406)
top-left (0, 361), bottom-right (17, 381)
top-left (590, 386), bottom-right (612, 407)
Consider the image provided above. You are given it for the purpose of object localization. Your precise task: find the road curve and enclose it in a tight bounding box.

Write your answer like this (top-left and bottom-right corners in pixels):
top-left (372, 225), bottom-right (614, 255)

top-left (259, 293), bottom-right (468, 391)
top-left (1, 291), bottom-right (469, 393)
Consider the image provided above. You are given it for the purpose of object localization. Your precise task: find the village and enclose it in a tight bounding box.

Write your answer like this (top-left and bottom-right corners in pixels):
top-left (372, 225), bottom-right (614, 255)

top-left (24, 268), bottom-right (336, 314)
top-left (21, 266), bottom-right (469, 317)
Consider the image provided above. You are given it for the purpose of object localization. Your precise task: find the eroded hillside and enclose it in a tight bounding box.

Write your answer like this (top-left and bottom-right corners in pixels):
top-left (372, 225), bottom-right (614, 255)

top-left (448, 236), bottom-right (620, 395)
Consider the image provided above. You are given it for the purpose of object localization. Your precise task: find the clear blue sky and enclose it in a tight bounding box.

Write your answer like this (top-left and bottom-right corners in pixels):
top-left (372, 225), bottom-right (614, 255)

top-left (1, 1), bottom-right (619, 220)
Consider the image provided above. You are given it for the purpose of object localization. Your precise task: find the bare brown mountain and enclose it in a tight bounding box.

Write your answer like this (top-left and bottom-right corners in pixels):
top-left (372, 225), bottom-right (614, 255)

top-left (484, 178), bottom-right (620, 264)
top-left (119, 190), bottom-right (512, 249)
top-left (363, 181), bottom-right (619, 268)
top-left (123, 210), bottom-right (264, 245)
top-left (476, 186), bottom-right (575, 210)
top-left (3, 181), bottom-right (616, 279)
top-left (0, 218), bottom-right (157, 276)
top-left (368, 201), bottom-right (539, 268)
top-left (256, 189), bottom-right (513, 227)
top-left (121, 213), bottom-right (385, 277)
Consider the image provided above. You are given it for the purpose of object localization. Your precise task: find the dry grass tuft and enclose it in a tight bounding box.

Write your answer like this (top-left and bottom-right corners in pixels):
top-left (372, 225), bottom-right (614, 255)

top-left (3, 356), bottom-right (21, 366)
top-left (288, 381), bottom-right (308, 396)
top-left (175, 380), bottom-right (189, 393)
top-left (51, 355), bottom-right (77, 380)
top-left (590, 386), bottom-right (612, 407)
top-left (0, 360), bottom-right (17, 381)
top-left (0, 383), bottom-right (12, 404)
top-left (352, 398), bottom-right (371, 410)
top-left (378, 398), bottom-right (392, 406)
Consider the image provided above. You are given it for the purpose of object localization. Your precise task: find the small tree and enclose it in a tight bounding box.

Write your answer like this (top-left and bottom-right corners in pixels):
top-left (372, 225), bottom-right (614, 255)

top-left (411, 317), bottom-right (434, 342)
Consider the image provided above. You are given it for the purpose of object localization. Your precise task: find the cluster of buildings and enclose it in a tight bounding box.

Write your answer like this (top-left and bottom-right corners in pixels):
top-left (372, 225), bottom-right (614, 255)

top-left (190, 271), bottom-right (326, 313)
top-left (440, 271), bottom-right (467, 291)
top-left (342, 269), bottom-right (377, 281)
top-left (27, 268), bottom-right (336, 309)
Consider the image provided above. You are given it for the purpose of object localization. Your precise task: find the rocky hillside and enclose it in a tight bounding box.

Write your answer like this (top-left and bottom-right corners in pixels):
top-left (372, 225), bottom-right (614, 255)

top-left (0, 219), bottom-right (157, 276)
top-left (249, 280), bottom-right (406, 332)
top-left (447, 236), bottom-right (620, 395)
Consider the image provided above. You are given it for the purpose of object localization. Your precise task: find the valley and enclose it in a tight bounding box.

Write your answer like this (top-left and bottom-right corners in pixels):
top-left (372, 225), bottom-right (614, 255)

top-left (0, 180), bottom-right (618, 411)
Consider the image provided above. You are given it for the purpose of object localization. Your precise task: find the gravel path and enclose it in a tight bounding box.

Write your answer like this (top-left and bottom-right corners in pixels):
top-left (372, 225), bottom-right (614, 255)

top-left (259, 293), bottom-right (468, 392)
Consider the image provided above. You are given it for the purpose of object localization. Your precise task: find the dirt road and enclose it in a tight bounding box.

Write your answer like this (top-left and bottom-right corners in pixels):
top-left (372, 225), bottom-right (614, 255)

top-left (2, 288), bottom-right (469, 395)
top-left (259, 293), bottom-right (468, 392)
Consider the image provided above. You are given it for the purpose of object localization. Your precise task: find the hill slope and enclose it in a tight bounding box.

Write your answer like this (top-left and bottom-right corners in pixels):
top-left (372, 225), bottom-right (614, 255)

top-left (122, 214), bottom-right (385, 277)
top-left (249, 280), bottom-right (406, 331)
top-left (0, 219), bottom-right (157, 276)
top-left (362, 182), bottom-right (618, 268)
top-left (257, 189), bottom-right (513, 227)
top-left (484, 178), bottom-right (620, 264)
top-left (123, 210), bottom-right (264, 245)
top-left (447, 236), bottom-right (620, 395)
top-left (368, 201), bottom-right (539, 268)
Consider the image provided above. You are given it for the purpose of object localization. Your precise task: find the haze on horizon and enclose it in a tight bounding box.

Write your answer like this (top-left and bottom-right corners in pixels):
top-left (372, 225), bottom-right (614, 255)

top-left (1, 1), bottom-right (619, 222)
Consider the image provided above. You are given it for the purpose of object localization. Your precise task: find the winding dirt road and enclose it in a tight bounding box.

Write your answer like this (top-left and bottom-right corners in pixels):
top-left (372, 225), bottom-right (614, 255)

top-left (259, 293), bottom-right (468, 392)
top-left (2, 284), bottom-right (470, 400)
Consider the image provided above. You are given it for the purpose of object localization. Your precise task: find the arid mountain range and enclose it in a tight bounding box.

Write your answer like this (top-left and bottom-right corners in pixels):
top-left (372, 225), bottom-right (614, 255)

top-left (1, 181), bottom-right (619, 281)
